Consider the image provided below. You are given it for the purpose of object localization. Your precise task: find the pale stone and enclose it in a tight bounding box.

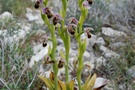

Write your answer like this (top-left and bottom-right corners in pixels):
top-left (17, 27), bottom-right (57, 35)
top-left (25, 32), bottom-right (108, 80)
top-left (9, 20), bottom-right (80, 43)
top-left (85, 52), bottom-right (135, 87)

top-left (84, 51), bottom-right (91, 60)
top-left (25, 8), bottom-right (44, 24)
top-left (127, 65), bottom-right (135, 78)
top-left (29, 43), bottom-right (51, 68)
top-left (99, 45), bottom-right (120, 58)
top-left (96, 37), bottom-right (106, 45)
top-left (102, 27), bottom-right (127, 37)
top-left (96, 56), bottom-right (107, 68)
top-left (0, 11), bottom-right (13, 20)
top-left (94, 77), bottom-right (109, 89)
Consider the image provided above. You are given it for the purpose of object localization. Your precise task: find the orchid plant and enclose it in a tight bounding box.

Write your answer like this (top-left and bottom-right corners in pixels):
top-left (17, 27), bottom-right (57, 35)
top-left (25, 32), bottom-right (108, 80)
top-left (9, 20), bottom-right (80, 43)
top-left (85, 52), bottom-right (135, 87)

top-left (35, 0), bottom-right (96, 90)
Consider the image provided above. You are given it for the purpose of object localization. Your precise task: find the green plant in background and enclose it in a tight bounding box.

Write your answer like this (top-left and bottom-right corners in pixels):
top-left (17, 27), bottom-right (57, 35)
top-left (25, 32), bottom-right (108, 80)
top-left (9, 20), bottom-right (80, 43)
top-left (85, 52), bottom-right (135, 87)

top-left (0, 39), bottom-right (38, 90)
top-left (0, 0), bottom-right (33, 17)
top-left (36, 0), bottom-right (96, 90)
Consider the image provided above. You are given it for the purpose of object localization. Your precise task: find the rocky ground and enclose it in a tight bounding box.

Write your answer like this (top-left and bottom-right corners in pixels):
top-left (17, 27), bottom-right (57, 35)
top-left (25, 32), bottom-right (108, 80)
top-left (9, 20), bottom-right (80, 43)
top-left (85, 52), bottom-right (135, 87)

top-left (0, 0), bottom-right (135, 90)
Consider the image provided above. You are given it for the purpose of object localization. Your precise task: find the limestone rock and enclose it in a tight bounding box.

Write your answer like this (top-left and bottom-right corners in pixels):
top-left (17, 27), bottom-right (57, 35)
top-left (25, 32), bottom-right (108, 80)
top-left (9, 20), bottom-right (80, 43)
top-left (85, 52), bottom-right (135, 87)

top-left (99, 45), bottom-right (120, 59)
top-left (127, 65), bottom-right (135, 78)
top-left (94, 77), bottom-right (109, 90)
top-left (102, 27), bottom-right (127, 37)
top-left (25, 8), bottom-right (44, 24)
top-left (0, 11), bottom-right (13, 20)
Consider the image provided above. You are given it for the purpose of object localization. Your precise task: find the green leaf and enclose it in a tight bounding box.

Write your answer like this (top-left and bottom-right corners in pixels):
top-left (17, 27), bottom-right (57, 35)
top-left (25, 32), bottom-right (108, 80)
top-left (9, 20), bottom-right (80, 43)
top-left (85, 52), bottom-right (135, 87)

top-left (38, 75), bottom-right (54, 90)
top-left (86, 74), bottom-right (96, 89)
top-left (67, 80), bottom-right (75, 90)
top-left (82, 74), bottom-right (96, 90)
top-left (58, 80), bottom-right (66, 90)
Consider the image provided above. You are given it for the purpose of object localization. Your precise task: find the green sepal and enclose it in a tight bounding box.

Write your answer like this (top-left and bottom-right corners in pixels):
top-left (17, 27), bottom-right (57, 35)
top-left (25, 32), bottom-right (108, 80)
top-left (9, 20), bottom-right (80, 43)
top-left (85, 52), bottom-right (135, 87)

top-left (43, 0), bottom-right (49, 6)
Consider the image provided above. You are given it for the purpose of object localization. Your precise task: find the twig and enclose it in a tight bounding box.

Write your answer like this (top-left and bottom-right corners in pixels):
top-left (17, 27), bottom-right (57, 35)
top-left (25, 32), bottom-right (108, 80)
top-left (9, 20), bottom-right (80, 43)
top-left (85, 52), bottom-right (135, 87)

top-left (15, 66), bottom-right (27, 88)
top-left (28, 69), bottom-right (38, 88)
top-left (0, 78), bottom-right (11, 90)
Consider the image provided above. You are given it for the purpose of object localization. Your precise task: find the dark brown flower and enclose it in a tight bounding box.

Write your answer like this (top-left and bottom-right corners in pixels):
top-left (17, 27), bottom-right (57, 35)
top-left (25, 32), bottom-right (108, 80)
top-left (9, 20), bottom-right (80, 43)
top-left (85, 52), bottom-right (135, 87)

top-left (52, 14), bottom-right (62, 25)
top-left (34, 0), bottom-right (43, 9)
top-left (58, 59), bottom-right (64, 68)
top-left (34, 2), bottom-right (40, 9)
top-left (67, 24), bottom-right (77, 36)
top-left (42, 40), bottom-right (47, 47)
top-left (45, 56), bottom-right (55, 64)
top-left (84, 27), bottom-right (94, 39)
top-left (87, 0), bottom-right (93, 5)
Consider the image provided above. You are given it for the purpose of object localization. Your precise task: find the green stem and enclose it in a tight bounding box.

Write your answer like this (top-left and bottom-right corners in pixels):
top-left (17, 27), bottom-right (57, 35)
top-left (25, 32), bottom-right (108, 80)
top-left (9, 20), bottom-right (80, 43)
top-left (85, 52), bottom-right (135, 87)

top-left (65, 32), bottom-right (70, 82)
top-left (77, 43), bottom-right (83, 90)
top-left (50, 25), bottom-right (58, 89)
top-left (60, 0), bottom-right (69, 86)
top-left (61, 20), bottom-right (70, 90)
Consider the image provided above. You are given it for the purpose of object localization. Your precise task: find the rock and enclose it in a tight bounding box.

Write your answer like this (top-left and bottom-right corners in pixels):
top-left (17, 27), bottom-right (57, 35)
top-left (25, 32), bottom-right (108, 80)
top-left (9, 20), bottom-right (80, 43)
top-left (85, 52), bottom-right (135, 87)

top-left (3, 29), bottom-right (29, 44)
top-left (127, 65), bottom-right (135, 78)
top-left (0, 11), bottom-right (13, 20)
top-left (109, 42), bottom-right (126, 50)
top-left (29, 43), bottom-right (51, 68)
top-left (96, 37), bottom-right (106, 46)
top-left (83, 51), bottom-right (91, 60)
top-left (0, 30), bottom-right (7, 37)
top-left (25, 8), bottom-right (44, 24)
top-left (99, 45), bottom-right (120, 59)
top-left (17, 29), bottom-right (27, 39)
top-left (71, 41), bottom-right (77, 50)
top-left (57, 45), bottom-right (65, 53)
top-left (57, 38), bottom-right (63, 45)
top-left (102, 27), bottom-right (127, 37)
top-left (103, 80), bottom-right (115, 90)
top-left (94, 77), bottom-right (109, 90)
top-left (96, 56), bottom-right (107, 68)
